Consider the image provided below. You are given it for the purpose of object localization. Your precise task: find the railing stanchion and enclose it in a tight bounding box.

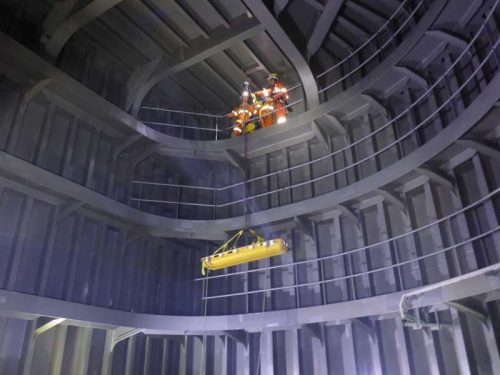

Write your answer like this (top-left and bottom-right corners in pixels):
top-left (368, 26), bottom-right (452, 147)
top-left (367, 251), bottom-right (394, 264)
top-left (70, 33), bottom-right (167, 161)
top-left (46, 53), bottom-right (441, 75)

top-left (138, 182), bottom-right (143, 211)
top-left (215, 117), bottom-right (218, 141)
top-left (176, 184), bottom-right (181, 219)
top-left (446, 216), bottom-right (462, 276)
top-left (319, 258), bottom-right (327, 305)
top-left (181, 112), bottom-right (185, 139)
top-left (293, 263), bottom-right (300, 308)
top-left (347, 251), bottom-right (357, 300)
top-left (213, 189), bottom-right (217, 220)
top-left (393, 238), bottom-right (404, 291)
top-left (485, 21), bottom-right (500, 67)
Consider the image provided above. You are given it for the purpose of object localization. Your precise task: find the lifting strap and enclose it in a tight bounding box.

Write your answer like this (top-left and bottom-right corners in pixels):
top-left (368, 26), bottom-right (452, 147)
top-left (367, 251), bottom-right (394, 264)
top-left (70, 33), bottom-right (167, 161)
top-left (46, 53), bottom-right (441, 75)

top-left (243, 85), bottom-right (250, 231)
top-left (212, 228), bottom-right (264, 255)
top-left (201, 228), bottom-right (264, 275)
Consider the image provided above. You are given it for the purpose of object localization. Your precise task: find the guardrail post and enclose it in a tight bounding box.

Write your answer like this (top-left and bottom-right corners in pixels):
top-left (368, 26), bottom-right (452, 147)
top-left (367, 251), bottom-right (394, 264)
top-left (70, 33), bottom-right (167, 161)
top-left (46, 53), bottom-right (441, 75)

top-left (215, 117), bottom-right (218, 141)
top-left (181, 111), bottom-right (185, 139)
top-left (213, 190), bottom-right (217, 220)
top-left (138, 182), bottom-right (143, 210)
top-left (176, 185), bottom-right (181, 219)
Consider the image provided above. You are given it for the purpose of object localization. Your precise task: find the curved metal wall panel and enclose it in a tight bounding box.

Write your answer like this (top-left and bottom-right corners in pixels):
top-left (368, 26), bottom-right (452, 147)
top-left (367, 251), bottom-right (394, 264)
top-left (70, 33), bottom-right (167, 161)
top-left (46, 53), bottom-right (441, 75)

top-left (0, 182), bottom-right (205, 315)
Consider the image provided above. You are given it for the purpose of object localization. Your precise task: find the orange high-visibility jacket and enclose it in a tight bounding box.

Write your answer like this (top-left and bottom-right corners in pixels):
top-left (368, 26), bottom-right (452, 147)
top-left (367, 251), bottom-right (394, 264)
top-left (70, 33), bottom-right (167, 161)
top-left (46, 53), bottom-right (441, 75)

top-left (228, 104), bottom-right (257, 136)
top-left (255, 81), bottom-right (289, 125)
top-left (255, 81), bottom-right (289, 102)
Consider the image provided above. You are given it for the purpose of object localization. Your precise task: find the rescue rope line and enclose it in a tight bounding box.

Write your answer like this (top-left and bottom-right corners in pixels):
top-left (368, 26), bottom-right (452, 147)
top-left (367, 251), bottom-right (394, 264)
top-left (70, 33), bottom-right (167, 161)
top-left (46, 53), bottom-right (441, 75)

top-left (242, 88), bottom-right (267, 375)
top-left (255, 287), bottom-right (267, 374)
top-left (243, 85), bottom-right (251, 231)
top-left (200, 255), bottom-right (210, 374)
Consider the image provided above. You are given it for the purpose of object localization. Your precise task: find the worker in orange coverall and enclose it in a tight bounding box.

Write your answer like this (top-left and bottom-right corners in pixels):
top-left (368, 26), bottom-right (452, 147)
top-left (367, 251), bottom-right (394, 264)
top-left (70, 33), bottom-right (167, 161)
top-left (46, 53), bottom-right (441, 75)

top-left (254, 73), bottom-right (290, 127)
top-left (228, 83), bottom-right (258, 137)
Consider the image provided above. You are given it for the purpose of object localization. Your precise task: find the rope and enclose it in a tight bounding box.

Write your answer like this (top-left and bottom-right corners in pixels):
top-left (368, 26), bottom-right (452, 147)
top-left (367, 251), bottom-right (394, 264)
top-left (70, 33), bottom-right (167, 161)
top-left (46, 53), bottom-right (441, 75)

top-left (199, 257), bottom-right (210, 374)
top-left (255, 269), bottom-right (269, 375)
top-left (199, 93), bottom-right (251, 373)
top-left (242, 90), bottom-right (267, 375)
top-left (243, 99), bottom-right (250, 231)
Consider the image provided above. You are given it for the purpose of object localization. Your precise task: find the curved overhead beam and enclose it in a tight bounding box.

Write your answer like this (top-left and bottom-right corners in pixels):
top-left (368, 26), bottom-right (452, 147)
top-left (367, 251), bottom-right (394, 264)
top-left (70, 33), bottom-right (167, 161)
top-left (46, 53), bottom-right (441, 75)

top-left (128, 0), bottom-right (448, 157)
top-left (125, 56), bottom-right (163, 110)
top-left (307, 0), bottom-right (345, 59)
top-left (42, 0), bottom-right (125, 58)
top-left (0, 0), bottom-right (445, 160)
top-left (242, 0), bottom-right (320, 109)
top-left (129, 15), bottom-right (264, 115)
top-left (42, 0), bottom-right (79, 38)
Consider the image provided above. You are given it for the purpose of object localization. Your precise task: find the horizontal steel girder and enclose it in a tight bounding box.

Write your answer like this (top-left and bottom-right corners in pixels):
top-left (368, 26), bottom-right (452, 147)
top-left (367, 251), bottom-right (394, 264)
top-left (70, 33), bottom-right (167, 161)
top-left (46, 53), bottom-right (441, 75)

top-left (0, 150), bottom-right (226, 241)
top-left (1, 262), bottom-right (499, 333)
top-left (400, 263), bottom-right (500, 320)
top-left (0, 70), bottom-right (496, 234)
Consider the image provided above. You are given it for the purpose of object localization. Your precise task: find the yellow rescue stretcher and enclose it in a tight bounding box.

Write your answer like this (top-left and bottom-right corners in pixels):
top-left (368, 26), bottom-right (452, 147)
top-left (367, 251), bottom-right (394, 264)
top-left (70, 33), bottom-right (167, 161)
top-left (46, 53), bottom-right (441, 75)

top-left (201, 229), bottom-right (288, 275)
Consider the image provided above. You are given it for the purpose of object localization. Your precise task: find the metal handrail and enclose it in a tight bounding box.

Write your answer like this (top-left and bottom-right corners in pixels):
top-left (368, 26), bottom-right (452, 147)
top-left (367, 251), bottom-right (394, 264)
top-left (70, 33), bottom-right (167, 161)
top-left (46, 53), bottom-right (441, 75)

top-left (143, 121), bottom-right (220, 132)
top-left (194, 186), bottom-right (500, 281)
top-left (315, 0), bottom-right (412, 79)
top-left (143, 98), bottom-right (306, 134)
top-left (132, 10), bottom-right (499, 207)
top-left (130, 197), bottom-right (216, 208)
top-left (140, 87), bottom-right (305, 123)
top-left (228, 8), bottom-right (498, 188)
top-left (215, 38), bottom-right (498, 205)
top-left (133, 180), bottom-right (217, 190)
top-left (201, 225), bottom-right (500, 300)
top-left (140, 106), bottom-right (224, 118)
top-left (138, 0), bottom-right (418, 133)
top-left (218, 99), bottom-right (305, 132)
top-left (133, 40), bottom-right (497, 206)
top-left (318, 0), bottom-right (424, 94)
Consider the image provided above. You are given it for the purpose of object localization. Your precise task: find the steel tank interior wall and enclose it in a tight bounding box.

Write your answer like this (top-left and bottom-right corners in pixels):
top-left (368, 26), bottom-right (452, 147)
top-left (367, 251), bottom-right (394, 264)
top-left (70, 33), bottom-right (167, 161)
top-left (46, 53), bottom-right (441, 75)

top-left (2, 308), bottom-right (500, 375)
top-left (0, 0), bottom-right (499, 374)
